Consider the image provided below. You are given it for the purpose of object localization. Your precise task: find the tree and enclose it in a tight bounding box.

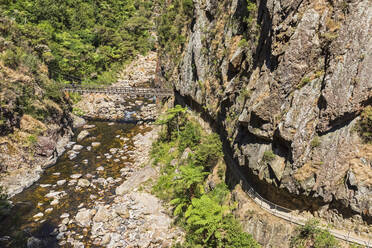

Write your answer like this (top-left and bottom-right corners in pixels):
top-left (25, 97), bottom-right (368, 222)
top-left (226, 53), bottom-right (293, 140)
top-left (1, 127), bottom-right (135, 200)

top-left (155, 105), bottom-right (187, 140)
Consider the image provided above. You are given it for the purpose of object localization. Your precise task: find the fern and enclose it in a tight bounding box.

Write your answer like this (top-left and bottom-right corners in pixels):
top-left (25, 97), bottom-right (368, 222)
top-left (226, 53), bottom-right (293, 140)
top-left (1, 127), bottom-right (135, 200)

top-left (185, 195), bottom-right (228, 244)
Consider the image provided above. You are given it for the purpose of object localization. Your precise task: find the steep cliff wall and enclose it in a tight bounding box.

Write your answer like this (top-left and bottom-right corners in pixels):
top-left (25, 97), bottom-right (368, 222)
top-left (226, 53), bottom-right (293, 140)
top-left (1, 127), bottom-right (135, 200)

top-left (157, 0), bottom-right (372, 230)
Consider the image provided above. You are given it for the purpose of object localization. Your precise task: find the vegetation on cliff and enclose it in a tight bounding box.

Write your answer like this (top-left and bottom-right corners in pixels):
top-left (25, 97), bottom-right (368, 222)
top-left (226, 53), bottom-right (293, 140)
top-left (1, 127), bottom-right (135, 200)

top-left (0, 0), bottom-right (155, 156)
top-left (356, 106), bottom-right (372, 144)
top-left (156, 0), bottom-right (193, 81)
top-left (290, 219), bottom-right (338, 248)
top-left (0, 17), bottom-right (70, 136)
top-left (151, 106), bottom-right (260, 248)
top-left (1, 0), bottom-right (154, 84)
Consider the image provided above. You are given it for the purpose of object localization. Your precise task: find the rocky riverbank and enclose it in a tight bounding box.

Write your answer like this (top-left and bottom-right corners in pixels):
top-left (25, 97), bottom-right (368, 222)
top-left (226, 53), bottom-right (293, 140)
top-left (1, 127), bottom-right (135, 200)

top-left (0, 114), bottom-right (77, 198)
top-left (53, 126), bottom-right (184, 247)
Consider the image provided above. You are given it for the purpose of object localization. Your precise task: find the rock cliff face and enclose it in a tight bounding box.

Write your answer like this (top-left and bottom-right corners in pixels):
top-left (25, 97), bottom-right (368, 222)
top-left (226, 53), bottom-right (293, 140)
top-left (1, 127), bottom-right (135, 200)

top-left (157, 0), bottom-right (372, 229)
top-left (0, 31), bottom-right (73, 196)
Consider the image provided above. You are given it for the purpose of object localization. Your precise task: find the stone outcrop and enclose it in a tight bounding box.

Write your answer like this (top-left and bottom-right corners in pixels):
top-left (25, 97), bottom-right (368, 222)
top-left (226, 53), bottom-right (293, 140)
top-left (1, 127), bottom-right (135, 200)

top-left (157, 0), bottom-right (372, 233)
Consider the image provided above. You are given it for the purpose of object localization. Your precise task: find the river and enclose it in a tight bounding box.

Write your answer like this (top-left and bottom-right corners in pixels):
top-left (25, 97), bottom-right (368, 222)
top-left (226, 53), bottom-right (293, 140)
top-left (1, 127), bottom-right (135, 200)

top-left (0, 121), bottom-right (151, 247)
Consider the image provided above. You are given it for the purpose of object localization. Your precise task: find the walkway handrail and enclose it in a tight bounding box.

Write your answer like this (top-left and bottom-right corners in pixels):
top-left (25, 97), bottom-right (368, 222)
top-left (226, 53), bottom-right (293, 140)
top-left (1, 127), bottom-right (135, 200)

top-left (62, 86), bottom-right (173, 97)
top-left (227, 154), bottom-right (371, 247)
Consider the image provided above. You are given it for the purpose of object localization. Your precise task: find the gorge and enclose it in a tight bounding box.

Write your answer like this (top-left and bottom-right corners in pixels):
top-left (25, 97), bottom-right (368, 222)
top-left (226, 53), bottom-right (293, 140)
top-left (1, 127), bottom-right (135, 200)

top-left (0, 0), bottom-right (371, 247)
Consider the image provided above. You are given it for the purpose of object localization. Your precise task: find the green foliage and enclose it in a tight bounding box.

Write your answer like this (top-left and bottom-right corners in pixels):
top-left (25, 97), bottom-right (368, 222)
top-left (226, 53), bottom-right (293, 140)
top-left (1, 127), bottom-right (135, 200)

top-left (72, 107), bottom-right (85, 117)
top-left (156, 0), bottom-right (194, 76)
top-left (244, 2), bottom-right (257, 27)
top-left (178, 121), bottom-right (201, 152)
top-left (152, 109), bottom-right (259, 248)
top-left (2, 49), bottom-right (22, 69)
top-left (262, 150), bottom-right (275, 162)
top-left (69, 92), bottom-right (82, 104)
top-left (311, 136), bottom-right (321, 148)
top-left (1, 0), bottom-right (154, 83)
top-left (238, 88), bottom-right (251, 102)
top-left (297, 77), bottom-right (311, 89)
top-left (185, 195), bottom-right (228, 244)
top-left (155, 105), bottom-right (187, 140)
top-left (238, 38), bottom-right (249, 48)
top-left (184, 195), bottom-right (260, 248)
top-left (27, 135), bottom-right (37, 145)
top-left (314, 229), bottom-right (338, 248)
top-left (356, 106), bottom-right (372, 144)
top-left (209, 183), bottom-right (229, 205)
top-left (290, 219), bottom-right (339, 248)
top-left (193, 133), bottom-right (223, 168)
top-left (155, 105), bottom-right (187, 126)
top-left (44, 81), bottom-right (64, 101)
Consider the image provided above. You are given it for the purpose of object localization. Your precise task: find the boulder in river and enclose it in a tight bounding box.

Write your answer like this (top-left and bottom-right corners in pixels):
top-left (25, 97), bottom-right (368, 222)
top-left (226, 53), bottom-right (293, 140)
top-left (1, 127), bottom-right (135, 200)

top-left (75, 208), bottom-right (94, 227)
top-left (83, 124), bottom-right (96, 129)
top-left (70, 174), bottom-right (82, 179)
top-left (116, 166), bottom-right (156, 195)
top-left (72, 114), bottom-right (86, 129)
top-left (68, 153), bottom-right (78, 160)
top-left (33, 213), bottom-right (44, 219)
top-left (57, 180), bottom-right (66, 186)
top-left (92, 142), bottom-right (101, 148)
top-left (45, 208), bottom-right (53, 214)
top-left (72, 145), bottom-right (84, 151)
top-left (93, 206), bottom-right (111, 222)
top-left (45, 191), bottom-right (63, 198)
top-left (60, 213), bottom-right (70, 219)
top-left (77, 130), bottom-right (90, 142)
top-left (77, 179), bottom-right (90, 187)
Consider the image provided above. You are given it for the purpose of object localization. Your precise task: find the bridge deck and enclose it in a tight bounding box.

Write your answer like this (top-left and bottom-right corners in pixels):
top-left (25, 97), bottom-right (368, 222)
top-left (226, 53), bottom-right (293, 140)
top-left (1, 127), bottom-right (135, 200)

top-left (63, 86), bottom-right (173, 97)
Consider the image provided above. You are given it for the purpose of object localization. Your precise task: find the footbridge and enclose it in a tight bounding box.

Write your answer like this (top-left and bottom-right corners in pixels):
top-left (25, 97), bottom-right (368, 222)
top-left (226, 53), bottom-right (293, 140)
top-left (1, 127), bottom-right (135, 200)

top-left (63, 86), bottom-right (173, 97)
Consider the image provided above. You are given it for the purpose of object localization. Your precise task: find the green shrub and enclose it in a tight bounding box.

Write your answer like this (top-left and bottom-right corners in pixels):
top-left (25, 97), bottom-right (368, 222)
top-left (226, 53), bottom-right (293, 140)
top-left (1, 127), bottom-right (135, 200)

top-left (69, 92), bottom-right (82, 104)
top-left (185, 194), bottom-right (228, 244)
top-left (238, 39), bottom-right (249, 48)
top-left (155, 105), bottom-right (187, 140)
top-left (290, 219), bottom-right (338, 248)
top-left (44, 81), bottom-right (64, 101)
top-left (356, 106), bottom-right (372, 144)
top-left (238, 88), bottom-right (251, 102)
top-left (311, 136), bottom-right (321, 148)
top-left (297, 77), bottom-right (311, 89)
top-left (1, 0), bottom-right (154, 84)
top-left (152, 109), bottom-right (260, 247)
top-left (21, 52), bottom-right (39, 73)
top-left (2, 49), bottom-right (21, 69)
top-left (244, 1), bottom-right (257, 27)
top-left (193, 133), bottom-right (223, 167)
top-left (314, 229), bottom-right (338, 248)
top-left (27, 135), bottom-right (38, 145)
top-left (262, 150), bottom-right (275, 162)
top-left (72, 107), bottom-right (85, 116)
top-left (184, 195), bottom-right (260, 248)
top-left (178, 121), bottom-right (201, 152)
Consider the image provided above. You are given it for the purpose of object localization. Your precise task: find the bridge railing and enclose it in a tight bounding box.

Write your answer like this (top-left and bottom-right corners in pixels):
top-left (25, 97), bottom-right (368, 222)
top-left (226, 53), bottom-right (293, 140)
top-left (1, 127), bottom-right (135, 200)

top-left (63, 86), bottom-right (173, 96)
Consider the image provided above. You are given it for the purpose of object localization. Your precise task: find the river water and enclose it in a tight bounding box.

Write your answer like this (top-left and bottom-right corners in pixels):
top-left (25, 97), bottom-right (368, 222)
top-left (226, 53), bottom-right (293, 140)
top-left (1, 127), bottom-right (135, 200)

top-left (0, 121), bottom-right (151, 247)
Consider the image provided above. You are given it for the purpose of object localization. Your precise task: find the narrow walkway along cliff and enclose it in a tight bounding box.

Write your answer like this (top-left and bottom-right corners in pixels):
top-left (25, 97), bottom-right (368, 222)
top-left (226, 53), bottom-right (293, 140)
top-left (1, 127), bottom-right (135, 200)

top-left (0, 0), bottom-right (371, 247)
top-left (155, 0), bottom-right (372, 245)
